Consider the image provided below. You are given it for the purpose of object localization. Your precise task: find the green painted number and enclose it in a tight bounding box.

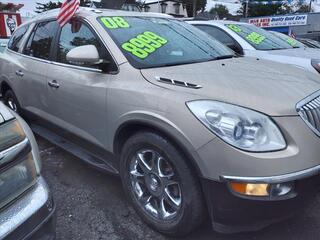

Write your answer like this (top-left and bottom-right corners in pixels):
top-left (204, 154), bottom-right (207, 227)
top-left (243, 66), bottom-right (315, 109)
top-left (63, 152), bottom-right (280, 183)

top-left (144, 31), bottom-right (168, 44)
top-left (227, 24), bottom-right (242, 33)
top-left (129, 38), bottom-right (156, 53)
top-left (101, 17), bottom-right (130, 29)
top-left (246, 32), bottom-right (266, 45)
top-left (136, 34), bottom-right (162, 48)
top-left (286, 38), bottom-right (297, 47)
top-left (122, 31), bottom-right (168, 59)
top-left (122, 43), bottom-right (149, 59)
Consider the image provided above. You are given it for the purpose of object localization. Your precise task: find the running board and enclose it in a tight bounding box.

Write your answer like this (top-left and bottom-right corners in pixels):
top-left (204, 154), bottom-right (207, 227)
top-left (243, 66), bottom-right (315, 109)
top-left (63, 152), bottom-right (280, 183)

top-left (30, 124), bottom-right (119, 175)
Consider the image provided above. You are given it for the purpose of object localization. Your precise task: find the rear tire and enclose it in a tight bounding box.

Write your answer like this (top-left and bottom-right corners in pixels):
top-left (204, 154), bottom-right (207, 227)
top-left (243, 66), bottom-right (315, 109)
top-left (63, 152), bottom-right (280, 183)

top-left (3, 89), bottom-right (21, 114)
top-left (120, 131), bottom-right (205, 236)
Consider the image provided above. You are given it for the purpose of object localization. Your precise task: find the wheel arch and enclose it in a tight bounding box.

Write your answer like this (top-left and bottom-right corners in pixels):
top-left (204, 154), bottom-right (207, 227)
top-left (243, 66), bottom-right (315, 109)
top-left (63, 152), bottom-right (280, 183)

top-left (113, 116), bottom-right (204, 178)
top-left (0, 81), bottom-right (12, 96)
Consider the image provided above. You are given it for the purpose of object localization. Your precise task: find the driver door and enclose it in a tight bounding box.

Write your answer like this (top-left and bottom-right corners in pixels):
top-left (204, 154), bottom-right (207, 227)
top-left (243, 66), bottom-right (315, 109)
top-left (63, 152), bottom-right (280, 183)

top-left (45, 19), bottom-right (117, 149)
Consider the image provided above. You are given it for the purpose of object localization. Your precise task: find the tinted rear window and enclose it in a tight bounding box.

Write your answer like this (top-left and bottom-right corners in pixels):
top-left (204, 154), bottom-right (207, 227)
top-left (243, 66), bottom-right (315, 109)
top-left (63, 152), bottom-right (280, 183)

top-left (99, 17), bottom-right (233, 69)
top-left (23, 21), bottom-right (58, 60)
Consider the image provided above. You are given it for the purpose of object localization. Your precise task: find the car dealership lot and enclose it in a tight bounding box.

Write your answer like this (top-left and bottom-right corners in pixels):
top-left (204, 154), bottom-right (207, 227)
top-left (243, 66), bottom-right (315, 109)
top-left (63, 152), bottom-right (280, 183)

top-left (38, 135), bottom-right (320, 240)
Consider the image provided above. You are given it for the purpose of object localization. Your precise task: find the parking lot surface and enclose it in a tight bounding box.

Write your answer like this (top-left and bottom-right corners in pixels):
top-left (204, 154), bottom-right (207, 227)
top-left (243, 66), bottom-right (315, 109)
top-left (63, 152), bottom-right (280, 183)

top-left (39, 135), bottom-right (320, 240)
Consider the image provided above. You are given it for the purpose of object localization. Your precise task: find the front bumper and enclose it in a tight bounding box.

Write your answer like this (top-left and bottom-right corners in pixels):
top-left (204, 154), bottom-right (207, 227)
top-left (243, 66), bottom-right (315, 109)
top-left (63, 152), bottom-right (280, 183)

top-left (202, 172), bottom-right (320, 234)
top-left (0, 177), bottom-right (56, 240)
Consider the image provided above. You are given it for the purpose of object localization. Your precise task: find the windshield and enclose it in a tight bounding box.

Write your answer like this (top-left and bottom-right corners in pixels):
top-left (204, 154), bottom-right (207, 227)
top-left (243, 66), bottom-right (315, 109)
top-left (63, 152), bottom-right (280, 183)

top-left (99, 17), bottom-right (233, 69)
top-left (270, 32), bottom-right (305, 48)
top-left (225, 23), bottom-right (298, 50)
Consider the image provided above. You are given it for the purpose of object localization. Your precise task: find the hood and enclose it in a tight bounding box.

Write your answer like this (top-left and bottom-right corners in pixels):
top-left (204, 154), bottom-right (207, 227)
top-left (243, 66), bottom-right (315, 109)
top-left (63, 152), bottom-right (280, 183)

top-left (266, 47), bottom-right (320, 59)
top-left (141, 57), bottom-right (320, 116)
top-left (246, 48), bottom-right (320, 74)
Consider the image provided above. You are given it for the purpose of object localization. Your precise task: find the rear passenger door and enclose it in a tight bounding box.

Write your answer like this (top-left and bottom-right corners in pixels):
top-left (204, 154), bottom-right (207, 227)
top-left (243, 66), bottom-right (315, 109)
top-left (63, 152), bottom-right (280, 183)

top-left (18, 21), bottom-right (59, 116)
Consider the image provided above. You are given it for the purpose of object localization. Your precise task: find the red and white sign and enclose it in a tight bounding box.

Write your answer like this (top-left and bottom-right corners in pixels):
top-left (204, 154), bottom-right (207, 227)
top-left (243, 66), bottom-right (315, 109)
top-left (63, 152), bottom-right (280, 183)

top-left (248, 14), bottom-right (308, 28)
top-left (0, 13), bottom-right (22, 38)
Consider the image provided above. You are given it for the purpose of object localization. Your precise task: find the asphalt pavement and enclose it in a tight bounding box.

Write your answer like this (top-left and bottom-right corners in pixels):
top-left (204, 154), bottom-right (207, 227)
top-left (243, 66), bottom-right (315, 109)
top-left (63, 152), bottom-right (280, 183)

top-left (38, 135), bottom-right (320, 240)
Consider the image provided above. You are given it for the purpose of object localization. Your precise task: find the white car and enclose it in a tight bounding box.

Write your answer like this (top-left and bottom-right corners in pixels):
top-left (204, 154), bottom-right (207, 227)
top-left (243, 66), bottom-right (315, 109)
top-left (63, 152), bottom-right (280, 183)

top-left (0, 38), bottom-right (9, 53)
top-left (189, 20), bottom-right (320, 74)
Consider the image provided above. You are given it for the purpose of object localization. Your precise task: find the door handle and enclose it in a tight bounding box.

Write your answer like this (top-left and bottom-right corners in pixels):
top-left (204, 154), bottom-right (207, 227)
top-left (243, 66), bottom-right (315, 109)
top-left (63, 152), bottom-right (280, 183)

top-left (15, 70), bottom-right (24, 77)
top-left (48, 80), bottom-right (60, 89)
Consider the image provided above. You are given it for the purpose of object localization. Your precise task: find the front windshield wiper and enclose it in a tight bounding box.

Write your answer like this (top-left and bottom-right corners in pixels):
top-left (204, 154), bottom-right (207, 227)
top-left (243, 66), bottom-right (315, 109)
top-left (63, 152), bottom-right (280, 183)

top-left (267, 47), bottom-right (288, 51)
top-left (211, 55), bottom-right (235, 60)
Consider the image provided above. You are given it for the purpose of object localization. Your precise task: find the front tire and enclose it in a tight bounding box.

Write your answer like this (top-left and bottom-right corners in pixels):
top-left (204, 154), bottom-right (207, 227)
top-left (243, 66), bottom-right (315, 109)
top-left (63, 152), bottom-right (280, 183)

top-left (120, 131), bottom-right (205, 236)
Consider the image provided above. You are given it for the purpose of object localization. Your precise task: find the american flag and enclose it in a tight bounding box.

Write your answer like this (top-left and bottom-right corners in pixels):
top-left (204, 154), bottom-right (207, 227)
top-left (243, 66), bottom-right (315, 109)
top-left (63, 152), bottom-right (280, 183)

top-left (57, 0), bottom-right (80, 27)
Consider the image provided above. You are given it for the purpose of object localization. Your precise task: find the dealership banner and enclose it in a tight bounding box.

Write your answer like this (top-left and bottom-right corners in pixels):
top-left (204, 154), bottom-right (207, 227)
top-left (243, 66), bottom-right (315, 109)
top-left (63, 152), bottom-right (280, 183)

top-left (248, 14), bottom-right (308, 28)
top-left (0, 13), bottom-right (22, 38)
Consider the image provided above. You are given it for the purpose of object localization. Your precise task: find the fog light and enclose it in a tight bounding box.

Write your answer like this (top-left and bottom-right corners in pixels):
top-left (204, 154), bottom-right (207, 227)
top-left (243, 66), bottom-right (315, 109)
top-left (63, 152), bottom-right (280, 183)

top-left (229, 182), bottom-right (294, 198)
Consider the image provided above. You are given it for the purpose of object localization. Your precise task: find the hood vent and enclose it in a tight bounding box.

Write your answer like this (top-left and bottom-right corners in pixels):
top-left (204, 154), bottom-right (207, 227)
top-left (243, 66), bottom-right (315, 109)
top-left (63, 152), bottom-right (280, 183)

top-left (155, 77), bottom-right (202, 89)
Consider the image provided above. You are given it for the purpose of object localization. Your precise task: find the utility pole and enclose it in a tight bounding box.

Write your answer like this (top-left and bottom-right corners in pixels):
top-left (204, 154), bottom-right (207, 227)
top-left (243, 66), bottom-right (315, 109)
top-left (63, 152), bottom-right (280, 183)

top-left (309, 0), bottom-right (313, 12)
top-left (245, 0), bottom-right (249, 18)
top-left (193, 0), bottom-right (197, 17)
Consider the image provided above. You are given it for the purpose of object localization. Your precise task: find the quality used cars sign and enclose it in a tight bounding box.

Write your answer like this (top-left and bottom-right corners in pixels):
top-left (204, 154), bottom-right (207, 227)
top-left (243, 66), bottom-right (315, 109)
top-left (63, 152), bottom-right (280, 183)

top-left (249, 14), bottom-right (308, 28)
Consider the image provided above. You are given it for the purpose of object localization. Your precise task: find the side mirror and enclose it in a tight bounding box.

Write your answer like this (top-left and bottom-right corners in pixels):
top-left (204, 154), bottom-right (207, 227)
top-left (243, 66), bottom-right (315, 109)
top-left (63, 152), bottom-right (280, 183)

top-left (227, 44), bottom-right (243, 55)
top-left (66, 45), bottom-right (101, 66)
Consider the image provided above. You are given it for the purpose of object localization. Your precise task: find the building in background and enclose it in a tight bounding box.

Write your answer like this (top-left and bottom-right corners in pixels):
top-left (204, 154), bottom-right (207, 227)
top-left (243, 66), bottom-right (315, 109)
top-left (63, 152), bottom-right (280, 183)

top-left (142, 0), bottom-right (188, 17)
top-left (0, 2), bottom-right (23, 38)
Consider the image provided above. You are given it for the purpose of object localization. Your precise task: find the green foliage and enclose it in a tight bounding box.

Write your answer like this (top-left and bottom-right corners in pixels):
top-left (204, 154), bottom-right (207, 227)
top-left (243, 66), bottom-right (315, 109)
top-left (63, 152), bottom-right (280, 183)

top-left (35, 0), bottom-right (91, 13)
top-left (209, 4), bottom-right (230, 19)
top-left (237, 2), bottom-right (293, 17)
top-left (295, 3), bottom-right (311, 13)
top-left (182, 0), bottom-right (207, 16)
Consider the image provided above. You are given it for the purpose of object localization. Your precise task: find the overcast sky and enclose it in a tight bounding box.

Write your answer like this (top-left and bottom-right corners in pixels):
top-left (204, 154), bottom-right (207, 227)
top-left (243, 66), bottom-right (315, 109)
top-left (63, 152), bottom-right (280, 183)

top-left (2, 0), bottom-right (155, 16)
top-left (2, 0), bottom-right (52, 16)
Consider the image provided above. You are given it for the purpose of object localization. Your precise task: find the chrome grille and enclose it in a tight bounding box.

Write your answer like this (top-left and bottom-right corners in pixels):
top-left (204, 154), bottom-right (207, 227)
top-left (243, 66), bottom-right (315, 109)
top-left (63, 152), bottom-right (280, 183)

top-left (297, 90), bottom-right (320, 136)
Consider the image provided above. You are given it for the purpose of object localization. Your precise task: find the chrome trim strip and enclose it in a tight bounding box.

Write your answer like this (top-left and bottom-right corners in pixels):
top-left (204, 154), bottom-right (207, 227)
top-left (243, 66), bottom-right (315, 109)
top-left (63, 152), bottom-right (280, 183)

top-left (7, 49), bottom-right (103, 73)
top-left (296, 89), bottom-right (320, 110)
top-left (0, 138), bottom-right (29, 163)
top-left (51, 61), bottom-right (103, 73)
top-left (220, 164), bottom-right (320, 184)
top-left (155, 76), bottom-right (202, 89)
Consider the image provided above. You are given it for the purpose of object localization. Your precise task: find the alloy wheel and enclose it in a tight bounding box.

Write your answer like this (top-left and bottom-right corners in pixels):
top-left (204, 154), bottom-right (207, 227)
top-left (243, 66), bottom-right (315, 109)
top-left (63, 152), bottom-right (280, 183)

top-left (6, 97), bottom-right (18, 112)
top-left (129, 149), bottom-right (182, 220)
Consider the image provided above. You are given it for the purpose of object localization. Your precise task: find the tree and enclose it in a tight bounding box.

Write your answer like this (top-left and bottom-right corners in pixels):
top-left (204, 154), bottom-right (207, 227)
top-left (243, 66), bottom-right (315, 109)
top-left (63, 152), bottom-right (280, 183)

top-left (295, 3), bottom-right (311, 13)
top-left (237, 1), bottom-right (293, 17)
top-left (182, 0), bottom-right (207, 17)
top-left (35, 0), bottom-right (91, 13)
top-left (209, 4), bottom-right (229, 19)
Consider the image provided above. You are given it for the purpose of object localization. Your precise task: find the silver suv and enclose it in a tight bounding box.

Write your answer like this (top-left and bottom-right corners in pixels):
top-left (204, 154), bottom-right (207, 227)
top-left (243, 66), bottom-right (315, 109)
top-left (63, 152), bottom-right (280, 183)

top-left (0, 102), bottom-right (55, 239)
top-left (1, 8), bottom-right (320, 236)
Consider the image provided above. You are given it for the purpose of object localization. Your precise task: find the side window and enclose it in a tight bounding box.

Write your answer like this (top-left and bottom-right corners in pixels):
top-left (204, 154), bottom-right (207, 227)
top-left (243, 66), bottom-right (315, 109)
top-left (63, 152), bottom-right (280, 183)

top-left (196, 25), bottom-right (243, 54)
top-left (8, 25), bottom-right (29, 52)
top-left (57, 20), bottom-right (102, 65)
top-left (24, 21), bottom-right (58, 60)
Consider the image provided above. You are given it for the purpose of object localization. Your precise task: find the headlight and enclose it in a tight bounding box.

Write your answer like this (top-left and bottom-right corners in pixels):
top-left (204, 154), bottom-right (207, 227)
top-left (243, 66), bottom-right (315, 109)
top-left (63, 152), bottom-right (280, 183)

top-left (187, 100), bottom-right (286, 152)
top-left (0, 120), bottom-right (25, 152)
top-left (311, 59), bottom-right (320, 73)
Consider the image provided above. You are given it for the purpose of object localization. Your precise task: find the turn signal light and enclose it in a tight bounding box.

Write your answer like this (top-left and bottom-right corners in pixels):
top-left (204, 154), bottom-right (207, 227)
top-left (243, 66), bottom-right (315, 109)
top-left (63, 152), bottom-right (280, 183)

top-left (230, 182), bottom-right (269, 196)
top-left (229, 182), bottom-right (294, 198)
